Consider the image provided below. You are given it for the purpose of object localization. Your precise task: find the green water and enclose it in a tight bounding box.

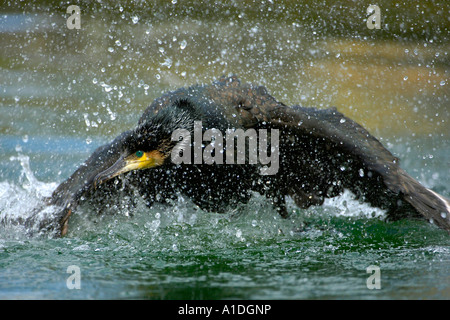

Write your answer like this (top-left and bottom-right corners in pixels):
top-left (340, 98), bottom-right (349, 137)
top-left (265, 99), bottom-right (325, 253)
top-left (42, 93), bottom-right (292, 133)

top-left (0, 1), bottom-right (449, 300)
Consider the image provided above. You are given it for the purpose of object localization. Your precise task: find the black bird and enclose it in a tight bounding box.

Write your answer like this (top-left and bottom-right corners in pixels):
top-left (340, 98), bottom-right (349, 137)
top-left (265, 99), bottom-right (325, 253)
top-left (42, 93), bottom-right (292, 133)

top-left (32, 75), bottom-right (450, 236)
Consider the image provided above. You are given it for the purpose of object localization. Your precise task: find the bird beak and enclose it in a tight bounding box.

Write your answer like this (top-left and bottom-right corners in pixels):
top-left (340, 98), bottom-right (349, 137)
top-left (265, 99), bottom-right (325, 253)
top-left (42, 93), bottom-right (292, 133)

top-left (93, 150), bottom-right (165, 188)
top-left (93, 155), bottom-right (128, 188)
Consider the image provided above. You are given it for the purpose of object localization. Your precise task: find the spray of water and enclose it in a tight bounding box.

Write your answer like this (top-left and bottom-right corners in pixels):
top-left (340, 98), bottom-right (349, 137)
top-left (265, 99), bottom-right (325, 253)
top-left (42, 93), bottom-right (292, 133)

top-left (1, 152), bottom-right (389, 245)
top-left (0, 154), bottom-right (57, 238)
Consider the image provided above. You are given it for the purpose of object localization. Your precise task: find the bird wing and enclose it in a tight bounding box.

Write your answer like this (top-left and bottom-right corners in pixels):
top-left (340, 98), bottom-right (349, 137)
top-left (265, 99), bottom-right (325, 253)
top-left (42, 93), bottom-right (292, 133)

top-left (271, 104), bottom-right (450, 230)
top-left (201, 76), bottom-right (450, 231)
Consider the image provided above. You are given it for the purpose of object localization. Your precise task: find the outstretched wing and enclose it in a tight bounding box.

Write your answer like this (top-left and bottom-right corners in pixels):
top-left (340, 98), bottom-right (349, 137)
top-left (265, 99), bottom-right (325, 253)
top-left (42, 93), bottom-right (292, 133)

top-left (273, 105), bottom-right (450, 230)
top-left (207, 76), bottom-right (450, 230)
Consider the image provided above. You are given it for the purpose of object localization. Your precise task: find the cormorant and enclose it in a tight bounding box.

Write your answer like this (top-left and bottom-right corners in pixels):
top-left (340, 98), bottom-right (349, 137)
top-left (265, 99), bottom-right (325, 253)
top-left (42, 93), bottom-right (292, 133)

top-left (30, 75), bottom-right (450, 236)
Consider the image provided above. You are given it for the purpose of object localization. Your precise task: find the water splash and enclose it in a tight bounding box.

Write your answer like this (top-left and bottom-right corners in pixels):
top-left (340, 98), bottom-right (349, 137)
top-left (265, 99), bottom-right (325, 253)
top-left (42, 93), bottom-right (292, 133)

top-left (0, 154), bottom-right (58, 239)
top-left (1, 154), bottom-right (387, 243)
top-left (323, 189), bottom-right (386, 219)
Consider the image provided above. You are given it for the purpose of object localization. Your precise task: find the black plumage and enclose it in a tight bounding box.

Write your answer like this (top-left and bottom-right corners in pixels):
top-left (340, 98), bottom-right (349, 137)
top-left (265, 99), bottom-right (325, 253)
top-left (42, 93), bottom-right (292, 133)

top-left (32, 75), bottom-right (450, 236)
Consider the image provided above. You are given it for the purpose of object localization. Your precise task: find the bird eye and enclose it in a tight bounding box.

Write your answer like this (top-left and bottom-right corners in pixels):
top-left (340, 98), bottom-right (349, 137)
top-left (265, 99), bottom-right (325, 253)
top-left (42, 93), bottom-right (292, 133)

top-left (135, 150), bottom-right (144, 158)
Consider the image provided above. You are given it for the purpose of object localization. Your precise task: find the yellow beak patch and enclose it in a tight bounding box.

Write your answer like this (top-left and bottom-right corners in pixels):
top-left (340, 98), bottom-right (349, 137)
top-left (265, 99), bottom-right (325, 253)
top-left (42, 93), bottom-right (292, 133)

top-left (125, 150), bottom-right (166, 171)
top-left (93, 150), bottom-right (167, 188)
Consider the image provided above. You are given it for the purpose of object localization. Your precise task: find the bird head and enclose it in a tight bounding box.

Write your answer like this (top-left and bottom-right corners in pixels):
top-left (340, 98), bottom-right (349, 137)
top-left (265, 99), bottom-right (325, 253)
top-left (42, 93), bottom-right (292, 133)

top-left (92, 99), bottom-right (199, 188)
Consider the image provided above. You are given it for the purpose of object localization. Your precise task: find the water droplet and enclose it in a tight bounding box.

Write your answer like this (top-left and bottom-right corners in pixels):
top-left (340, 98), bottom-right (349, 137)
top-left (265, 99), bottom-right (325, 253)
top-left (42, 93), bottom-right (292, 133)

top-left (83, 113), bottom-right (90, 127)
top-left (131, 16), bottom-right (139, 24)
top-left (115, 40), bottom-right (121, 46)
top-left (358, 169), bottom-right (364, 177)
top-left (340, 118), bottom-right (346, 123)
top-left (108, 47), bottom-right (114, 53)
top-left (92, 78), bottom-right (98, 84)
top-left (441, 212), bottom-right (447, 219)
top-left (161, 57), bottom-right (172, 68)
top-left (180, 40), bottom-right (187, 50)
top-left (440, 80), bottom-right (446, 86)
top-left (403, 76), bottom-right (408, 81)
top-left (86, 137), bottom-right (92, 145)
